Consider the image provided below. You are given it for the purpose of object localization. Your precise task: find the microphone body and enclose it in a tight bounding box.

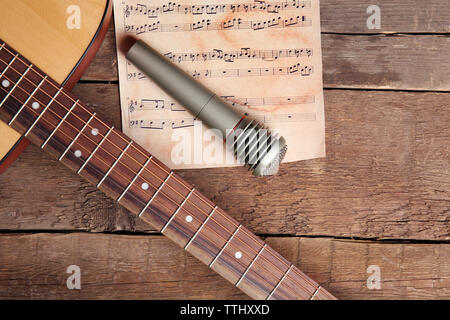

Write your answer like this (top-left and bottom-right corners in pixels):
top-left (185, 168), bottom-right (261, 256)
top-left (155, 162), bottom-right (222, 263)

top-left (125, 39), bottom-right (287, 176)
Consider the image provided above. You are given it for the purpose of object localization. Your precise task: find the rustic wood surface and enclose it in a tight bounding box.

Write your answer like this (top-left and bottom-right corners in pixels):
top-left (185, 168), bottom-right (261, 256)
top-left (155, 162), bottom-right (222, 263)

top-left (320, 0), bottom-right (450, 34)
top-left (0, 233), bottom-right (448, 299)
top-left (1, 85), bottom-right (448, 240)
top-left (83, 18), bottom-right (450, 91)
top-left (0, 1), bottom-right (449, 299)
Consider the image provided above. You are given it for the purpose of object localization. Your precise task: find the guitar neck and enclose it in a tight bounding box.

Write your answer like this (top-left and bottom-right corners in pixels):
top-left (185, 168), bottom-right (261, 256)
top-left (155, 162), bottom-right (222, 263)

top-left (0, 40), bottom-right (335, 300)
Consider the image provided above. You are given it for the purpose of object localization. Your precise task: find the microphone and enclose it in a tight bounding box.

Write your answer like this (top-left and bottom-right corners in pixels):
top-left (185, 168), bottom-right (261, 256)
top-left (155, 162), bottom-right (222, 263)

top-left (121, 37), bottom-right (287, 176)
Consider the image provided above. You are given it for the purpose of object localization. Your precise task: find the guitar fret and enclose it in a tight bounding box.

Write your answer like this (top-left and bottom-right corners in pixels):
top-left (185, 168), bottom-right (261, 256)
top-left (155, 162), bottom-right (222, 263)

top-left (266, 264), bottom-right (293, 300)
top-left (138, 171), bottom-right (173, 217)
top-left (41, 99), bottom-right (78, 149)
top-left (0, 53), bottom-right (18, 79)
top-left (0, 63), bottom-right (32, 107)
top-left (117, 156), bottom-right (152, 202)
top-left (59, 112), bottom-right (96, 160)
top-left (24, 87), bottom-right (62, 137)
top-left (8, 76), bottom-right (47, 125)
top-left (77, 126), bottom-right (114, 174)
top-left (161, 187), bottom-right (195, 233)
top-left (209, 224), bottom-right (242, 268)
top-left (235, 244), bottom-right (267, 287)
top-left (310, 286), bottom-right (336, 300)
top-left (0, 40), bottom-right (337, 300)
top-left (310, 286), bottom-right (321, 300)
top-left (185, 205), bottom-right (217, 250)
top-left (97, 140), bottom-right (133, 187)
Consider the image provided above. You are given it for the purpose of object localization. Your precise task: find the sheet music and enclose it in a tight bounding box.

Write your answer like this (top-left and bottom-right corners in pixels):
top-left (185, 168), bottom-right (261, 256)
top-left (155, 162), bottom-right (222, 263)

top-left (114, 0), bottom-right (325, 169)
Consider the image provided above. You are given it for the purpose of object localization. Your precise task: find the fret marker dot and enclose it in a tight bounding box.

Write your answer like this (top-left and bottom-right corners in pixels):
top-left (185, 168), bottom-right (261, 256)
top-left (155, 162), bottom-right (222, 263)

top-left (74, 150), bottom-right (82, 158)
top-left (1, 79), bottom-right (10, 88)
top-left (31, 101), bottom-right (39, 110)
top-left (141, 182), bottom-right (149, 190)
top-left (91, 128), bottom-right (99, 136)
top-left (235, 251), bottom-right (242, 259)
top-left (185, 215), bottom-right (193, 223)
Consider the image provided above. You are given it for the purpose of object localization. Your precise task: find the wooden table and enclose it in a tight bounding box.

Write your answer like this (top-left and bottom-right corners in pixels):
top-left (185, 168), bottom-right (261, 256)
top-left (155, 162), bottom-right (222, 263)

top-left (0, 1), bottom-right (449, 299)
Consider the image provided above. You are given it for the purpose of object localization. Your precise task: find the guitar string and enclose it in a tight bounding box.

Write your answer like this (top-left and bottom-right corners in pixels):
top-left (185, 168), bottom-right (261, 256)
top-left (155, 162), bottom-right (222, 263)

top-left (0, 45), bottom-right (315, 290)
top-left (0, 82), bottom-right (308, 297)
top-left (0, 79), bottom-right (311, 297)
top-left (0, 48), bottom-right (315, 292)
top-left (0, 75), bottom-right (315, 299)
top-left (0, 44), bottom-right (243, 220)
top-left (0, 44), bottom-right (280, 254)
top-left (0, 49), bottom-right (315, 294)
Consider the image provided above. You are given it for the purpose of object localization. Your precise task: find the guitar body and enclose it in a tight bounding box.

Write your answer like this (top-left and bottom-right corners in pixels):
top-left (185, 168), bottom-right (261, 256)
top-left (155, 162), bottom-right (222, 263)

top-left (0, 0), bottom-right (112, 174)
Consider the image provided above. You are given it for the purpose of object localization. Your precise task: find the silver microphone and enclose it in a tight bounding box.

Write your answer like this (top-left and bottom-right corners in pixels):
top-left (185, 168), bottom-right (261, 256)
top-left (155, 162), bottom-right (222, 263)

top-left (122, 37), bottom-right (287, 176)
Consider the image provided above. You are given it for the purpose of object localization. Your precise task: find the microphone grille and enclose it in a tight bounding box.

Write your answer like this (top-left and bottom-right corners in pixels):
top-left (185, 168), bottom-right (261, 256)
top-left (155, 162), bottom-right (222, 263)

top-left (228, 118), bottom-right (287, 176)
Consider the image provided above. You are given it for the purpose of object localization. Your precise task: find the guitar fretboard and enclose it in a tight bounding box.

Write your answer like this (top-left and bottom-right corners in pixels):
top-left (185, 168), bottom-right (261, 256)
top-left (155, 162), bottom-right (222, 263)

top-left (0, 40), bottom-right (335, 300)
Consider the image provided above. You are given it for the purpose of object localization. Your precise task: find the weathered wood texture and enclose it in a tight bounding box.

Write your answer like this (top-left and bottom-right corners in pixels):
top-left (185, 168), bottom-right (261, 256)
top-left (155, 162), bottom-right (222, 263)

top-left (0, 84), bottom-right (448, 241)
top-left (0, 233), bottom-right (448, 299)
top-left (320, 0), bottom-right (450, 34)
top-left (82, 16), bottom-right (450, 91)
top-left (322, 34), bottom-right (449, 91)
top-left (1, 4), bottom-right (449, 300)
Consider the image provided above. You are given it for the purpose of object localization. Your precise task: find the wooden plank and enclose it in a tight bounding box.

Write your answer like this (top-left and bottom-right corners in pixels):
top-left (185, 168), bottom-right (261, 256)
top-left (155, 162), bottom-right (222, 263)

top-left (0, 84), bottom-right (448, 240)
top-left (320, 0), bottom-right (450, 34)
top-left (0, 233), bottom-right (447, 299)
top-left (322, 34), bottom-right (450, 91)
top-left (82, 18), bottom-right (450, 91)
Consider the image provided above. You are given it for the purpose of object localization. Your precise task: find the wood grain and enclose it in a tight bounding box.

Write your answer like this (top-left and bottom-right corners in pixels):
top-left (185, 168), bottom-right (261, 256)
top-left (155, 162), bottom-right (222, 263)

top-left (81, 18), bottom-right (450, 91)
top-left (0, 233), bottom-right (447, 299)
top-left (1, 2), bottom-right (449, 300)
top-left (320, 0), bottom-right (450, 34)
top-left (0, 43), bottom-right (335, 300)
top-left (0, 84), bottom-right (448, 241)
top-left (322, 34), bottom-right (450, 91)
top-left (0, 0), bottom-right (110, 162)
top-left (0, 121), bottom-right (21, 160)
top-left (0, 0), bottom-right (108, 85)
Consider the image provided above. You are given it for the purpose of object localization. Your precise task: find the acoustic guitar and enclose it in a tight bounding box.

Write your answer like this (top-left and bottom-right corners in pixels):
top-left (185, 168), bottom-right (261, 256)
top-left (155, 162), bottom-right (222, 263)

top-left (0, 1), bottom-right (336, 300)
top-left (0, 0), bottom-right (112, 174)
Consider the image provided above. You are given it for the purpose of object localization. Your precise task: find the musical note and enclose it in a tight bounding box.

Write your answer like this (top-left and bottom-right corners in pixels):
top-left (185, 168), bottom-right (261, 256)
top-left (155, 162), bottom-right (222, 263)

top-left (258, 112), bottom-right (316, 123)
top-left (124, 15), bottom-right (312, 34)
top-left (126, 62), bottom-right (314, 80)
top-left (130, 95), bottom-right (315, 113)
top-left (129, 113), bottom-right (315, 130)
top-left (223, 95), bottom-right (315, 107)
top-left (139, 98), bottom-right (185, 111)
top-left (129, 118), bottom-right (195, 129)
top-left (124, 1), bottom-right (311, 18)
top-left (115, 0), bottom-right (326, 168)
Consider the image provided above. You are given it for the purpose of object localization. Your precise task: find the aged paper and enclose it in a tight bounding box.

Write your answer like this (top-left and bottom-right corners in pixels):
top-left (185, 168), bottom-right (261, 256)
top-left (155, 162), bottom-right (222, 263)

top-left (113, 0), bottom-right (325, 169)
